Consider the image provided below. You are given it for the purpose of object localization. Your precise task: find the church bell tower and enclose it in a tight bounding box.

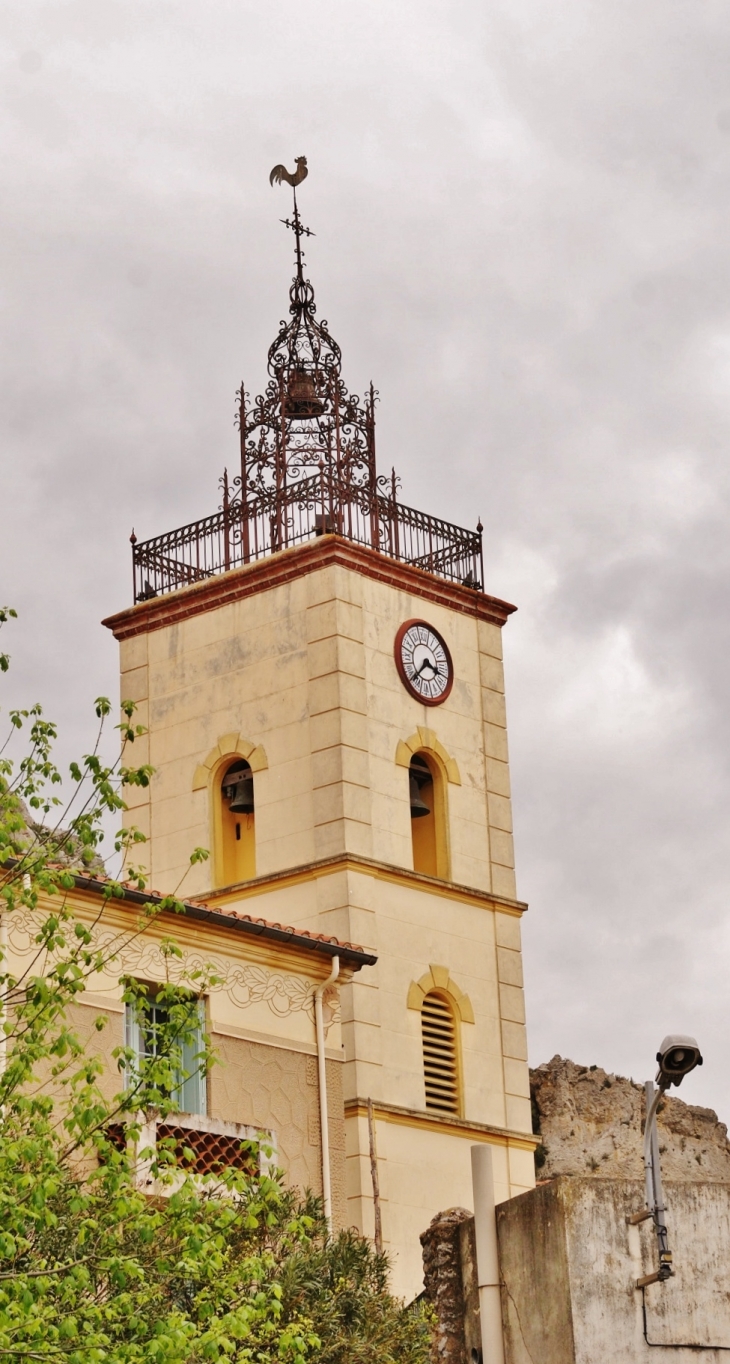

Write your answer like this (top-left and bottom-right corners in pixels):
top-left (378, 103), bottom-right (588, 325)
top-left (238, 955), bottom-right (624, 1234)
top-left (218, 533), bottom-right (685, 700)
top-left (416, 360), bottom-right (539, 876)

top-left (103, 169), bottom-right (535, 1299)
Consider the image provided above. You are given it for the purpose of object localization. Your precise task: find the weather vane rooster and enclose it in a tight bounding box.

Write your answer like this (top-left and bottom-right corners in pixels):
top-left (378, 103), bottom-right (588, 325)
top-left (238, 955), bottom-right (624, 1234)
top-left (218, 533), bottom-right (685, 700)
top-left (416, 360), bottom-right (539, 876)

top-left (269, 155), bottom-right (308, 188)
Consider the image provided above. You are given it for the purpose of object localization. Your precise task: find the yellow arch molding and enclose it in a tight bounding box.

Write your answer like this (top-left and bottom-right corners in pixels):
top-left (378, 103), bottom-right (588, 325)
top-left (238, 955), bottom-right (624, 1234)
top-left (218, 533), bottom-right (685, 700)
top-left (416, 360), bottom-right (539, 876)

top-left (193, 734), bottom-right (268, 791)
top-left (395, 727), bottom-right (461, 785)
top-left (406, 965), bottom-right (475, 1023)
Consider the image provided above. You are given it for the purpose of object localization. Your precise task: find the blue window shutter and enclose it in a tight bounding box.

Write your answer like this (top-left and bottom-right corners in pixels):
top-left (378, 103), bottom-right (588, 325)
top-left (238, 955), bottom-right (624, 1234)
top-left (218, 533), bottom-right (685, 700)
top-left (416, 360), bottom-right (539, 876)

top-left (124, 1002), bottom-right (143, 1091)
top-left (175, 1000), bottom-right (207, 1115)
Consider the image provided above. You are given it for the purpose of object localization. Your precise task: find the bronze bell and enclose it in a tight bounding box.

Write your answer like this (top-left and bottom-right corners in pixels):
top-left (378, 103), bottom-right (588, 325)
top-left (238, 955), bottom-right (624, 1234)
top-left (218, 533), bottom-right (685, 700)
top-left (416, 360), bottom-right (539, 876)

top-left (284, 367), bottom-right (325, 419)
top-left (224, 770), bottom-right (255, 815)
top-left (409, 773), bottom-right (431, 819)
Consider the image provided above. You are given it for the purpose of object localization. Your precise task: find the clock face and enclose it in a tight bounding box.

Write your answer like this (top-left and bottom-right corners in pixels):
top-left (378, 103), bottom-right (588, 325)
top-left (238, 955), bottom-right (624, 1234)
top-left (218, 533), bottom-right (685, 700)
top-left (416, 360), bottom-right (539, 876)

top-left (394, 619), bottom-right (454, 706)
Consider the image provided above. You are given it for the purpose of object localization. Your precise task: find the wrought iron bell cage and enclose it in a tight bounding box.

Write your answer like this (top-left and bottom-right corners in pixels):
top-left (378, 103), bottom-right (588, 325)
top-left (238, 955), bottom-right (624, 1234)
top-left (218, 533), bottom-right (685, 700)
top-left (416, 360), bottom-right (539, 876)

top-left (130, 183), bottom-right (485, 604)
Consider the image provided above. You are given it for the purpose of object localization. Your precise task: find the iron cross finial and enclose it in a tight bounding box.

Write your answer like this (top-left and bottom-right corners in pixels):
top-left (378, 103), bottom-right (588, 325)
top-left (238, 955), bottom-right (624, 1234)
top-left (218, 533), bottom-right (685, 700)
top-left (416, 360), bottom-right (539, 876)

top-left (269, 156), bottom-right (314, 280)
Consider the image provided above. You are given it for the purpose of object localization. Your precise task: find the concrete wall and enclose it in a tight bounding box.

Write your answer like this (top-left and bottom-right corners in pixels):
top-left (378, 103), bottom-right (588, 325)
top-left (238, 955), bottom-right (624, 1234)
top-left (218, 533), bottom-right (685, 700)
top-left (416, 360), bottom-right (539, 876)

top-left (497, 1177), bottom-right (730, 1363)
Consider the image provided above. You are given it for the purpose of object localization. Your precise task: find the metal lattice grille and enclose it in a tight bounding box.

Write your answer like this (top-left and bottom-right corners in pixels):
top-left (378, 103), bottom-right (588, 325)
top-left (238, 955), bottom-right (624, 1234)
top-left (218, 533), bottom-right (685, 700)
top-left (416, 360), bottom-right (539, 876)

top-left (102, 1123), bottom-right (257, 1176)
top-left (156, 1124), bottom-right (256, 1175)
top-left (421, 993), bottom-right (459, 1115)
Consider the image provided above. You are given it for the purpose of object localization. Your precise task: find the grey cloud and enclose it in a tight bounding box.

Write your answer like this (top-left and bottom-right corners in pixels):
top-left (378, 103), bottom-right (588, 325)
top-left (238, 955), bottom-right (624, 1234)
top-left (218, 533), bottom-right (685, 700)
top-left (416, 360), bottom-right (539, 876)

top-left (1, 0), bottom-right (729, 1113)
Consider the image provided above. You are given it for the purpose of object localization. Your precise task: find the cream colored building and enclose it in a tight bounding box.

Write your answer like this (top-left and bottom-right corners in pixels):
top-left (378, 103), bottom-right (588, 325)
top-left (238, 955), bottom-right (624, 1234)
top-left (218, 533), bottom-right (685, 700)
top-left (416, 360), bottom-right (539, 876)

top-left (4, 874), bottom-right (370, 1222)
top-left (102, 192), bottom-right (536, 1299)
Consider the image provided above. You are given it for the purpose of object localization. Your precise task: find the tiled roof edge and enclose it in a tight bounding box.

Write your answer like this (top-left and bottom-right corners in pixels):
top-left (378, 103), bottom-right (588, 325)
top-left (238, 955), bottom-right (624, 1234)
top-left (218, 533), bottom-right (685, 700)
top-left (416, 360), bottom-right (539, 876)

top-left (3, 862), bottom-right (377, 969)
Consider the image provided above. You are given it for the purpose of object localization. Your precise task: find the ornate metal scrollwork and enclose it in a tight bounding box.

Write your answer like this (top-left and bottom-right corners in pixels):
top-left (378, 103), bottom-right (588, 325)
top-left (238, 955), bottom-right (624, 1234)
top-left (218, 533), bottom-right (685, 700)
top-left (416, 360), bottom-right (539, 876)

top-left (230, 187), bottom-right (378, 528)
top-left (130, 178), bottom-right (484, 602)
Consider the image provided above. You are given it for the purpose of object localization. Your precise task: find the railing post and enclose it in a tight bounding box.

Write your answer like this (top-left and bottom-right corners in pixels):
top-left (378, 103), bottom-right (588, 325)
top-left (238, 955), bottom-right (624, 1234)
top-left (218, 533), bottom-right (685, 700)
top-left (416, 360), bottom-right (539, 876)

top-left (274, 373), bottom-right (286, 553)
top-left (367, 382), bottom-right (380, 551)
top-left (239, 383), bottom-right (251, 565)
top-left (222, 468), bottom-right (231, 573)
top-left (319, 458), bottom-right (327, 536)
top-left (333, 378), bottom-right (344, 536)
top-left (327, 456), bottom-right (335, 535)
top-left (390, 466), bottom-right (400, 562)
top-left (130, 530), bottom-right (138, 603)
top-left (477, 518), bottom-right (484, 590)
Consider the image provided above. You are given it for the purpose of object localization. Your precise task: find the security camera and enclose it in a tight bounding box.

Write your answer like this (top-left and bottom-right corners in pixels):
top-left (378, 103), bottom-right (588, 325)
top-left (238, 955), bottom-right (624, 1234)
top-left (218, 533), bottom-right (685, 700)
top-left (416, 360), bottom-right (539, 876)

top-left (656, 1035), bottom-right (703, 1089)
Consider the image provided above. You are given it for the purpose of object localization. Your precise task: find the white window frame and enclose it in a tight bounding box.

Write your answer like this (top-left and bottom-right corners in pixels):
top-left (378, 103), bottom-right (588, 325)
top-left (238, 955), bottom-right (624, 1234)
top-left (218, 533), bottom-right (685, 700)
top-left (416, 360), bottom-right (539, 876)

top-left (124, 990), bottom-right (208, 1117)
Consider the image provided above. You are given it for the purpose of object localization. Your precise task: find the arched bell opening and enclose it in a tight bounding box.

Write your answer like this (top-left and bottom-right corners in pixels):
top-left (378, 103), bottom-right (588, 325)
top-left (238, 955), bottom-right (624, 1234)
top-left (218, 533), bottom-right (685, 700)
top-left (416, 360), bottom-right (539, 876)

top-left (409, 752), bottom-right (449, 881)
top-left (218, 758), bottom-right (256, 886)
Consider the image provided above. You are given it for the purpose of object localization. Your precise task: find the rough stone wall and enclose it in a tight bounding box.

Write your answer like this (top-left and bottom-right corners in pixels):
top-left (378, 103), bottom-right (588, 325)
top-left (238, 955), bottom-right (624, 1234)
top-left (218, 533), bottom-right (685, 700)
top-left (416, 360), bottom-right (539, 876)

top-left (531, 1055), bottom-right (730, 1182)
top-left (209, 1035), bottom-right (346, 1227)
top-left (420, 1208), bottom-right (477, 1364)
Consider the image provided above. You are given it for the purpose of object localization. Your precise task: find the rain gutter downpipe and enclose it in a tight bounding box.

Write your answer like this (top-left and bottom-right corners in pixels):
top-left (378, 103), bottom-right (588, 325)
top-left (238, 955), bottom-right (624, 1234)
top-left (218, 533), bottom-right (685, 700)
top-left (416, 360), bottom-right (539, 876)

top-left (471, 1143), bottom-right (506, 1364)
top-left (315, 954), bottom-right (340, 1232)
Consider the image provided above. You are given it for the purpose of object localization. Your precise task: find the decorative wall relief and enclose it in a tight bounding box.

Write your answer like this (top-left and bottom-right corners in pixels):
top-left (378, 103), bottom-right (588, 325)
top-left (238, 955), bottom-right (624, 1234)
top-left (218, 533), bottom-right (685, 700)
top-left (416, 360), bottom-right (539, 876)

top-left (6, 908), bottom-right (340, 1032)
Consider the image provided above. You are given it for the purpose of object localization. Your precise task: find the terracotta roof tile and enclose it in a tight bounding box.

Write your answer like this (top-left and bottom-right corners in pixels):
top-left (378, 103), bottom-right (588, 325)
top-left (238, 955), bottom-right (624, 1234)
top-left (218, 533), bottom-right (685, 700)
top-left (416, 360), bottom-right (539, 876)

top-left (202, 901), bottom-right (365, 952)
top-left (44, 865), bottom-right (377, 967)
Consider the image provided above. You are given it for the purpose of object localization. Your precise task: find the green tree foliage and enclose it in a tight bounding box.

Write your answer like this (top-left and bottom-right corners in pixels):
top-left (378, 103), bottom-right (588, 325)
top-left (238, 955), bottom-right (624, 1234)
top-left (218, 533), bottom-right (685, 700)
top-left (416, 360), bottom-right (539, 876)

top-left (0, 610), bottom-right (431, 1363)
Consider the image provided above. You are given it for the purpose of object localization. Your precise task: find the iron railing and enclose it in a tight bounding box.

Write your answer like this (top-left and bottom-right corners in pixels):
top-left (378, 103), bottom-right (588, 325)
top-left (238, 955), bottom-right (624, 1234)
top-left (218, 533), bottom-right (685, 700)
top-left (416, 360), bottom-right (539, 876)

top-left (131, 473), bottom-right (484, 604)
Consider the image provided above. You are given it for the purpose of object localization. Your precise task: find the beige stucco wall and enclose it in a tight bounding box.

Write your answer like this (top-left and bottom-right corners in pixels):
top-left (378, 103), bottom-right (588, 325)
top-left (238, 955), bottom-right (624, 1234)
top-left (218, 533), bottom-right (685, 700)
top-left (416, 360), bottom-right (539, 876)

top-left (60, 1000), bottom-right (345, 1222)
top-left (210, 1037), bottom-right (345, 1227)
top-left (111, 544), bottom-right (532, 1302)
top-left (296, 866), bottom-right (530, 1135)
top-left (362, 1120), bottom-right (533, 1302)
top-left (3, 889), bottom-right (348, 1222)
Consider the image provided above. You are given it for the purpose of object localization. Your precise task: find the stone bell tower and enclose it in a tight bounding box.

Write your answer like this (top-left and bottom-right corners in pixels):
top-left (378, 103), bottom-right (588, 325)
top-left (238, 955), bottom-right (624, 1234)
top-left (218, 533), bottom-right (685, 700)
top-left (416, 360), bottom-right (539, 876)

top-left (103, 171), bottom-right (536, 1299)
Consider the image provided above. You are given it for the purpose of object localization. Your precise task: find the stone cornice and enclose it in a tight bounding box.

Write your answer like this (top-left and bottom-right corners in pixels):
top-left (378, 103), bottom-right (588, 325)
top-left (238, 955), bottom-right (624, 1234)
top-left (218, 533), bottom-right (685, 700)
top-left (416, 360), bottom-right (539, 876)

top-left (345, 1097), bottom-right (537, 1149)
top-left (198, 851), bottom-right (528, 918)
top-left (102, 535), bottom-right (517, 640)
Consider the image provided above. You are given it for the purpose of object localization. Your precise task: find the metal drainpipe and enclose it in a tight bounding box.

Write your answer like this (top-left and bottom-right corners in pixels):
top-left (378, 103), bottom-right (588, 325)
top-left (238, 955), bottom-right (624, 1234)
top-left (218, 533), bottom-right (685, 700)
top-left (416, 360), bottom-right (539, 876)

top-left (315, 955), bottom-right (340, 1232)
top-left (471, 1143), bottom-right (505, 1364)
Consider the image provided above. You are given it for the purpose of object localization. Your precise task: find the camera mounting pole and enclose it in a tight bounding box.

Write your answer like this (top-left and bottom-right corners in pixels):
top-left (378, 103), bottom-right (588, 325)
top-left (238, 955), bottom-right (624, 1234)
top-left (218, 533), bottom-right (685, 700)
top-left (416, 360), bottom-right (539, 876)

top-left (633, 1079), bottom-right (673, 1286)
top-left (629, 1035), bottom-right (703, 1289)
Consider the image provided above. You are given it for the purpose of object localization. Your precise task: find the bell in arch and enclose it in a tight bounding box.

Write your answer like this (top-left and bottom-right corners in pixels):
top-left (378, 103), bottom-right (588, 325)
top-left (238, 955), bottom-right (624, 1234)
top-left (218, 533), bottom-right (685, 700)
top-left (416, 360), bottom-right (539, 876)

top-left (222, 762), bottom-right (255, 815)
top-left (284, 366), bottom-right (325, 419)
top-left (409, 758), bottom-right (431, 819)
top-left (409, 774), bottom-right (430, 818)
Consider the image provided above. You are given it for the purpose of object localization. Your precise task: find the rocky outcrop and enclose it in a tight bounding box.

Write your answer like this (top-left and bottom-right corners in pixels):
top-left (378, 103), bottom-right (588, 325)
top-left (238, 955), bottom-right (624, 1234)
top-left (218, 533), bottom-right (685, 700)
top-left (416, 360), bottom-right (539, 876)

top-left (531, 1055), bottom-right (730, 1182)
top-left (6, 799), bottom-right (106, 875)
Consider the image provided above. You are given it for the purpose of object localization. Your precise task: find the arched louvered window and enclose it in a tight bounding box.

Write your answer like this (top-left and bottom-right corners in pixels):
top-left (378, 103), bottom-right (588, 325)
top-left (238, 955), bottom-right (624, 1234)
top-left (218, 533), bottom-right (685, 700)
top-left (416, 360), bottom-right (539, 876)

top-left (421, 991), bottom-right (460, 1115)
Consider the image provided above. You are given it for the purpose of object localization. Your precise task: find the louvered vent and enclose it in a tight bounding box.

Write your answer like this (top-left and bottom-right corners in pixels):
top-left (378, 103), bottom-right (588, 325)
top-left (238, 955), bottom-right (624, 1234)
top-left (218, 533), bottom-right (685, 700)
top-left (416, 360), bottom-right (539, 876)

top-left (421, 992), bottom-right (459, 1114)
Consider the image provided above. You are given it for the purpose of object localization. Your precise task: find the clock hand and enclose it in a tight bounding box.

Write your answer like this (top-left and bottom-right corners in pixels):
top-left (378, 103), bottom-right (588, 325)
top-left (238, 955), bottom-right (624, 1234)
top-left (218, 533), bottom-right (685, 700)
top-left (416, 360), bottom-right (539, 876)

top-left (415, 656), bottom-right (437, 678)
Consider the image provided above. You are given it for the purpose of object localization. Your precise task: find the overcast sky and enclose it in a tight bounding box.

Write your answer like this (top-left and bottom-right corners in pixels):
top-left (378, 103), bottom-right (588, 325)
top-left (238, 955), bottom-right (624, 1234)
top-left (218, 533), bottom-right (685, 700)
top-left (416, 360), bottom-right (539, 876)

top-left (2, 0), bottom-right (730, 1118)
